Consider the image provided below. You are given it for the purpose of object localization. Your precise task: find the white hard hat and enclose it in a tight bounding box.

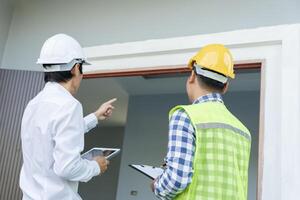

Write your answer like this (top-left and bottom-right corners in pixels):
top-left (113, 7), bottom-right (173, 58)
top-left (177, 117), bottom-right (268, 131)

top-left (37, 33), bottom-right (90, 72)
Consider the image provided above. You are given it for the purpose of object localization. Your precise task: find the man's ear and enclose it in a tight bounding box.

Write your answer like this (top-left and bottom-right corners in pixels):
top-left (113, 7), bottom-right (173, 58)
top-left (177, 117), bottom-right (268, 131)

top-left (71, 64), bottom-right (80, 76)
top-left (188, 70), bottom-right (197, 84)
top-left (222, 82), bottom-right (229, 94)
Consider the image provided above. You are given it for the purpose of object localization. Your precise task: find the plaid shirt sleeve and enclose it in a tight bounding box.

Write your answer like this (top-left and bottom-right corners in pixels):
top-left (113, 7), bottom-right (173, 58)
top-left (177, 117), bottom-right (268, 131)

top-left (154, 109), bottom-right (195, 200)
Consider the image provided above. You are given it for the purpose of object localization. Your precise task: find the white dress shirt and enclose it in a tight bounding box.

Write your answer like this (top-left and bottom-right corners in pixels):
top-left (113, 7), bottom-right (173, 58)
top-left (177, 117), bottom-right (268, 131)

top-left (20, 82), bottom-right (100, 200)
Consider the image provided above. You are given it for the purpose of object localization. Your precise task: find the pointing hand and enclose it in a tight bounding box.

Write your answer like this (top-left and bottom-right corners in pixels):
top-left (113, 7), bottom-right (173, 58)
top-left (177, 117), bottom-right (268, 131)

top-left (94, 98), bottom-right (117, 121)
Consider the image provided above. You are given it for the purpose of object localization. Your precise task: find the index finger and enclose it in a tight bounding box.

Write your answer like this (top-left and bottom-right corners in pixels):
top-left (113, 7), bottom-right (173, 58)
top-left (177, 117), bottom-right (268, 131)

top-left (106, 98), bottom-right (117, 105)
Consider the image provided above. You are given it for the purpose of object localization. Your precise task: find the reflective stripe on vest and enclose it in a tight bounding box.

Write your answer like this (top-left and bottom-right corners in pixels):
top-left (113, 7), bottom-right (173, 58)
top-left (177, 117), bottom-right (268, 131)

top-left (196, 122), bottom-right (251, 141)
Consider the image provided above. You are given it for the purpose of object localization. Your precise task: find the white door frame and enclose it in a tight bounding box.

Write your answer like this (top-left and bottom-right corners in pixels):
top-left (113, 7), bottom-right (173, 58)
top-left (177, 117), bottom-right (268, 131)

top-left (84, 24), bottom-right (300, 200)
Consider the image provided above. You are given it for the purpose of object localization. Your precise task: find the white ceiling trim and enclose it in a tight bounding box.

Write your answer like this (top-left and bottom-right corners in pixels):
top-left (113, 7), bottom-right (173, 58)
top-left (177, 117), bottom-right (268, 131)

top-left (84, 24), bottom-right (300, 200)
top-left (83, 24), bottom-right (287, 73)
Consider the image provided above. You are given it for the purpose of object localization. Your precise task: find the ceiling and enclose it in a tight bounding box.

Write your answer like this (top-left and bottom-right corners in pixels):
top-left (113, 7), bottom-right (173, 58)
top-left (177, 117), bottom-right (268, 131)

top-left (76, 70), bottom-right (261, 127)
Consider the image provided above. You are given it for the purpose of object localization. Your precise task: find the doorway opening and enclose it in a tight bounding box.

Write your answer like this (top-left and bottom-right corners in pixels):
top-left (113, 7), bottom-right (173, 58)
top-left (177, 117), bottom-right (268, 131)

top-left (77, 63), bottom-right (263, 200)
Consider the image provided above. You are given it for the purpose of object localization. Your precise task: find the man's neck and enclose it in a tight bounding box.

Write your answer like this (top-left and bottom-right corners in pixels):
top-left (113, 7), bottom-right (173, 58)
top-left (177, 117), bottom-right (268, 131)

top-left (60, 81), bottom-right (75, 96)
top-left (191, 89), bottom-right (214, 102)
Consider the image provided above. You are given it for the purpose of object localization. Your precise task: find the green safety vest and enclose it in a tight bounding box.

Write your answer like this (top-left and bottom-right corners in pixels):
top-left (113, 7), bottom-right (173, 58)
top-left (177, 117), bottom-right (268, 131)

top-left (170, 101), bottom-right (251, 200)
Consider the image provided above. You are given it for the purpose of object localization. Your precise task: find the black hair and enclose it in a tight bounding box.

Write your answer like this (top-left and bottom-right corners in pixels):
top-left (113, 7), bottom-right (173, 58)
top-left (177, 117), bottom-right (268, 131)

top-left (193, 68), bottom-right (227, 91)
top-left (43, 64), bottom-right (82, 83)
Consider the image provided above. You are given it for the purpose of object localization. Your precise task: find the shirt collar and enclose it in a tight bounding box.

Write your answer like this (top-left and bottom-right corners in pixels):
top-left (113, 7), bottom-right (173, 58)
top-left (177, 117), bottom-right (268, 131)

top-left (44, 81), bottom-right (73, 98)
top-left (193, 93), bottom-right (223, 104)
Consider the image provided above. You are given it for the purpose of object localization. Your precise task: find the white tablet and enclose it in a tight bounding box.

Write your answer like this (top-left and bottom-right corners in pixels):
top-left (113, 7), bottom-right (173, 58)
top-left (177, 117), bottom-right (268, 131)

top-left (81, 147), bottom-right (121, 160)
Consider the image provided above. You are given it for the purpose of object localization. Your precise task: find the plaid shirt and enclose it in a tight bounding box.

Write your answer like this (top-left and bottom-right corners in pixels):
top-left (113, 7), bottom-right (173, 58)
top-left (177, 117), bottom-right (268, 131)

top-left (154, 93), bottom-right (223, 200)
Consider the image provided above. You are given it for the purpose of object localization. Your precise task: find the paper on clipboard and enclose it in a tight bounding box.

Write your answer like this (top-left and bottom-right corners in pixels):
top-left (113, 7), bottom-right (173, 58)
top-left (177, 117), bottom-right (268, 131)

top-left (129, 164), bottom-right (164, 180)
top-left (81, 148), bottom-right (120, 160)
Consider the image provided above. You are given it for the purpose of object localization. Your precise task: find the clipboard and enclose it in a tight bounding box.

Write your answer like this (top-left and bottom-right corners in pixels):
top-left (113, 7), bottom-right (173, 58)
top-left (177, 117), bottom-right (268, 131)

top-left (129, 164), bottom-right (164, 180)
top-left (82, 147), bottom-right (120, 160)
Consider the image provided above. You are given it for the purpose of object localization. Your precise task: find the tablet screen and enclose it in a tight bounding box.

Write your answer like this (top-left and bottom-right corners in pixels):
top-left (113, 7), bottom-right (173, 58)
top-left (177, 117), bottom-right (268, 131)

top-left (82, 148), bottom-right (120, 160)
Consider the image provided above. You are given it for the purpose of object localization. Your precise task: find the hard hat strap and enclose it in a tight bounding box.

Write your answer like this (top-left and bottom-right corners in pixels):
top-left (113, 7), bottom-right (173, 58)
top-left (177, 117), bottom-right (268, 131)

top-left (43, 59), bottom-right (84, 72)
top-left (194, 64), bottom-right (228, 83)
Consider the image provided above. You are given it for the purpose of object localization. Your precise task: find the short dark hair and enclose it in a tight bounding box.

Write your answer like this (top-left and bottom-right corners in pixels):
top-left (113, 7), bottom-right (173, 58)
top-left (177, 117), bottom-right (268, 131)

top-left (193, 68), bottom-right (226, 91)
top-left (43, 64), bottom-right (82, 83)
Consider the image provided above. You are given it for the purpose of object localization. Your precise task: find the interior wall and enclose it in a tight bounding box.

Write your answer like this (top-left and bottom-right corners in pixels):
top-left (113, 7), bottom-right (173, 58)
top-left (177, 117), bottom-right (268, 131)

top-left (116, 91), bottom-right (259, 200)
top-left (75, 78), bottom-right (129, 127)
top-left (2, 0), bottom-right (300, 70)
top-left (116, 94), bottom-right (188, 200)
top-left (79, 126), bottom-right (125, 200)
top-left (0, 0), bottom-right (14, 64)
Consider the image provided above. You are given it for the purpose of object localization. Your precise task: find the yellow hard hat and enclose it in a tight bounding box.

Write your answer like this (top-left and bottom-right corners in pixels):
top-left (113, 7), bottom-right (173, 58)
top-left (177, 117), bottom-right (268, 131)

top-left (188, 44), bottom-right (235, 79)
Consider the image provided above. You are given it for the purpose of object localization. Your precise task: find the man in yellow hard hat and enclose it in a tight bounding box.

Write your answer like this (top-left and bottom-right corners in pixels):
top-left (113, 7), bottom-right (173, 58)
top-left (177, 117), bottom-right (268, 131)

top-left (151, 44), bottom-right (251, 200)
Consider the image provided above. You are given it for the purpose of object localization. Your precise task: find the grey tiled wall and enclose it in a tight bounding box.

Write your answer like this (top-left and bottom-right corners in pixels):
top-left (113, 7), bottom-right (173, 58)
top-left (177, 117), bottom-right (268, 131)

top-left (0, 69), bottom-right (44, 199)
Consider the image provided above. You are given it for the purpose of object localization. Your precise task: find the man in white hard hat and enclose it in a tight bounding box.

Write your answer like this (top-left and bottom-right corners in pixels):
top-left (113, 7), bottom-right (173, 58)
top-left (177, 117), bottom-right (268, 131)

top-left (20, 34), bottom-right (117, 200)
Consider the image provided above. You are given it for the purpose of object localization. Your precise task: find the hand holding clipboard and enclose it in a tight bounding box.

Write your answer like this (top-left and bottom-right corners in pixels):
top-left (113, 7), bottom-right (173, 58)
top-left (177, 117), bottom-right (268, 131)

top-left (129, 164), bottom-right (164, 180)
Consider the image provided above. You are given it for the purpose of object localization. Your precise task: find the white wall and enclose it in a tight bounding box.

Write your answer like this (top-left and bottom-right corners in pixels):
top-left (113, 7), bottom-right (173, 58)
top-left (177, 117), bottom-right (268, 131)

top-left (0, 0), bottom-right (14, 65)
top-left (2, 0), bottom-right (300, 70)
top-left (79, 126), bottom-right (125, 200)
top-left (117, 91), bottom-right (260, 200)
